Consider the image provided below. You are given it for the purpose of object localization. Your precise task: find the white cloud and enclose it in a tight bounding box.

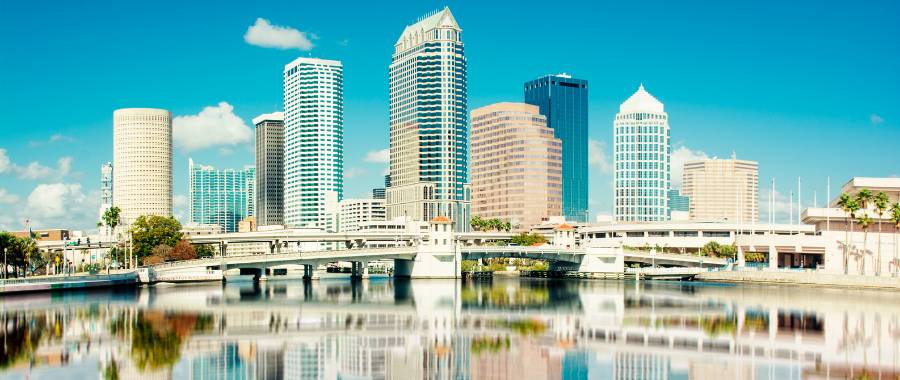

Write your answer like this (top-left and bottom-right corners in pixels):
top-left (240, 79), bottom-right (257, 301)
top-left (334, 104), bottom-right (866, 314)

top-left (0, 188), bottom-right (19, 204)
top-left (173, 102), bottom-right (253, 151)
top-left (588, 139), bottom-right (612, 174)
top-left (244, 18), bottom-right (315, 50)
top-left (0, 148), bottom-right (73, 180)
top-left (344, 167), bottom-right (366, 180)
top-left (670, 146), bottom-right (709, 188)
top-left (364, 149), bottom-right (390, 164)
top-left (28, 133), bottom-right (75, 147)
top-left (218, 147), bottom-right (235, 156)
top-left (870, 114), bottom-right (884, 126)
top-left (22, 183), bottom-right (100, 230)
top-left (759, 187), bottom-right (796, 224)
top-left (173, 194), bottom-right (189, 224)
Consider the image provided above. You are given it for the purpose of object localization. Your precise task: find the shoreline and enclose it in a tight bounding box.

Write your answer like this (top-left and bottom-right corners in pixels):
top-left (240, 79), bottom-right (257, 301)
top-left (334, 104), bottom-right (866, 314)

top-left (695, 270), bottom-right (900, 290)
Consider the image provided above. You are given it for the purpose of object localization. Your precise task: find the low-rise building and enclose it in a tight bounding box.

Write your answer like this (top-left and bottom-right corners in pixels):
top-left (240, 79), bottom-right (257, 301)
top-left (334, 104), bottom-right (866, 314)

top-left (339, 198), bottom-right (386, 232)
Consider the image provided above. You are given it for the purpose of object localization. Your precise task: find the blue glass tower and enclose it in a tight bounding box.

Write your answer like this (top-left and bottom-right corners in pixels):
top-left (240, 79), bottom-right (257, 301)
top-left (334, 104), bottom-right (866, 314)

top-left (524, 74), bottom-right (589, 222)
top-left (189, 159), bottom-right (255, 233)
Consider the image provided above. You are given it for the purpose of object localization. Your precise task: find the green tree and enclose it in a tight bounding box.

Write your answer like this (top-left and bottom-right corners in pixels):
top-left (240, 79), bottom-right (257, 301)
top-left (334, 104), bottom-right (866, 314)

top-left (129, 215), bottom-right (183, 265)
top-left (873, 192), bottom-right (890, 275)
top-left (510, 232), bottom-right (546, 246)
top-left (195, 244), bottom-right (215, 259)
top-left (102, 206), bottom-right (122, 236)
top-left (836, 194), bottom-right (859, 275)
top-left (857, 213), bottom-right (872, 275)
top-left (0, 232), bottom-right (16, 279)
top-left (699, 241), bottom-right (736, 259)
top-left (470, 216), bottom-right (484, 231)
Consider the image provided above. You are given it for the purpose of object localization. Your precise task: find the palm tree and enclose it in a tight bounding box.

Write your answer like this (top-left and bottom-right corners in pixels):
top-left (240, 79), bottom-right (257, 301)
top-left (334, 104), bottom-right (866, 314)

top-left (0, 231), bottom-right (16, 279)
top-left (873, 192), bottom-right (890, 275)
top-left (837, 194), bottom-right (859, 275)
top-left (101, 206), bottom-right (122, 238)
top-left (857, 214), bottom-right (872, 275)
top-left (892, 203), bottom-right (900, 277)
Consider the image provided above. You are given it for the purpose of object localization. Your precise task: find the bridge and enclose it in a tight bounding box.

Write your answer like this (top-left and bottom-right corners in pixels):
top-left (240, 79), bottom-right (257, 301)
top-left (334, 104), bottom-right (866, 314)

top-left (144, 219), bottom-right (728, 280)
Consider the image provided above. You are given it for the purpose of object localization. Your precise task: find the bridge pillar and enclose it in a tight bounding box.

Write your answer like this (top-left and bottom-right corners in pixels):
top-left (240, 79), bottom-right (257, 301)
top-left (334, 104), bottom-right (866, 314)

top-left (577, 246), bottom-right (624, 273)
top-left (275, 240), bottom-right (281, 255)
top-left (769, 245), bottom-right (779, 269)
top-left (303, 264), bottom-right (320, 281)
top-left (398, 218), bottom-right (460, 278)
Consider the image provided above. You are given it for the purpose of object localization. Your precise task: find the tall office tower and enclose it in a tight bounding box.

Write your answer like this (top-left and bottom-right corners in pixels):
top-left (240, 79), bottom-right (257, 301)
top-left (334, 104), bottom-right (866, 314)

top-left (613, 85), bottom-right (670, 222)
top-left (682, 157), bottom-right (759, 223)
top-left (253, 112), bottom-right (285, 227)
top-left (470, 103), bottom-right (562, 229)
top-left (387, 7), bottom-right (470, 230)
top-left (188, 159), bottom-right (255, 233)
top-left (524, 74), bottom-right (589, 222)
top-left (113, 108), bottom-right (172, 226)
top-left (372, 188), bottom-right (386, 200)
top-left (338, 198), bottom-right (386, 232)
top-left (283, 57), bottom-right (344, 229)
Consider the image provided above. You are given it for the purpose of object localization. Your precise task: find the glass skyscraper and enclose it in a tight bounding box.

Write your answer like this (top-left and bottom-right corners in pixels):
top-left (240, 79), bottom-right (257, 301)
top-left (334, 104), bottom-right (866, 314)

top-left (524, 74), bottom-right (589, 222)
top-left (283, 57), bottom-right (343, 229)
top-left (387, 7), bottom-right (470, 230)
top-left (253, 112), bottom-right (285, 227)
top-left (613, 84), bottom-right (670, 222)
top-left (189, 159), bottom-right (255, 233)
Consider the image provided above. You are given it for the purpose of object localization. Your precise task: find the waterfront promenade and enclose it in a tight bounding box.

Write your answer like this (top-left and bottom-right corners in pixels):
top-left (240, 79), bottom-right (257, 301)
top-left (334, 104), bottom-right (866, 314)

top-left (0, 271), bottom-right (137, 294)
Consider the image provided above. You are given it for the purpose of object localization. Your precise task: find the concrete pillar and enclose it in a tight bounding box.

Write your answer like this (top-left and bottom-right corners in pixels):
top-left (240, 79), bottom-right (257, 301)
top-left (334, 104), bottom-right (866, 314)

top-left (259, 267), bottom-right (268, 282)
top-left (769, 246), bottom-right (778, 269)
top-left (360, 261), bottom-right (369, 279)
top-left (737, 245), bottom-right (746, 267)
top-left (275, 240), bottom-right (281, 255)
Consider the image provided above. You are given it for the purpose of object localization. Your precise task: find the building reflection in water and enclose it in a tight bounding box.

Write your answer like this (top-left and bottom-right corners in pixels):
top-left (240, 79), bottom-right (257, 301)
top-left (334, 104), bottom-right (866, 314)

top-left (2, 278), bottom-right (900, 379)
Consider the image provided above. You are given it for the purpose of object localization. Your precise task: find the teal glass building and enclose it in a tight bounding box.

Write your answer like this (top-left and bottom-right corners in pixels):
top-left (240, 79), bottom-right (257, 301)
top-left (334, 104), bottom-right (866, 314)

top-left (524, 74), bottom-right (589, 222)
top-left (668, 189), bottom-right (690, 217)
top-left (189, 159), bottom-right (255, 233)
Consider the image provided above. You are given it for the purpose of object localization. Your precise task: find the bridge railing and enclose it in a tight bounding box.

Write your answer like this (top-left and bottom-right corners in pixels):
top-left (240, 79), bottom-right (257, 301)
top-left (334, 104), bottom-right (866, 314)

top-left (150, 246), bottom-right (418, 270)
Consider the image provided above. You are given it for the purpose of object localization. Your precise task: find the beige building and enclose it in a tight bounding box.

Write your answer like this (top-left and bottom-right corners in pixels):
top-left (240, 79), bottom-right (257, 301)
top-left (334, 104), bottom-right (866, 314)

top-left (113, 108), bottom-right (172, 226)
top-left (682, 157), bottom-right (758, 223)
top-left (470, 103), bottom-right (562, 229)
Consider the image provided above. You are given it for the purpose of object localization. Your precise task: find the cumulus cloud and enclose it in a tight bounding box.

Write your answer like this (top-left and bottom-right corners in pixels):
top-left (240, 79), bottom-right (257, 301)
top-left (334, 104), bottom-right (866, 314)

top-left (22, 183), bottom-right (100, 230)
top-left (870, 114), bottom-right (884, 126)
top-left (173, 194), bottom-right (189, 224)
top-left (364, 149), bottom-right (390, 164)
top-left (244, 18), bottom-right (315, 50)
top-left (0, 188), bottom-right (19, 204)
top-left (173, 102), bottom-right (253, 151)
top-left (588, 139), bottom-right (612, 174)
top-left (0, 149), bottom-right (73, 180)
top-left (28, 133), bottom-right (75, 147)
top-left (344, 167), bottom-right (366, 180)
top-left (670, 146), bottom-right (709, 188)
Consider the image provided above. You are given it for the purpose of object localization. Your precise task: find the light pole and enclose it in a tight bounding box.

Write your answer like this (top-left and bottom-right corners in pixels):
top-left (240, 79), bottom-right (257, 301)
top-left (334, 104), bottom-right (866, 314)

top-left (3, 247), bottom-right (6, 280)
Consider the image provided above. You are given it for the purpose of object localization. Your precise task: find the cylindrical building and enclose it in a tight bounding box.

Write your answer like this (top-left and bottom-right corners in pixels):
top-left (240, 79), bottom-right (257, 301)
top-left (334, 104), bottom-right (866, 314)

top-left (113, 108), bottom-right (173, 226)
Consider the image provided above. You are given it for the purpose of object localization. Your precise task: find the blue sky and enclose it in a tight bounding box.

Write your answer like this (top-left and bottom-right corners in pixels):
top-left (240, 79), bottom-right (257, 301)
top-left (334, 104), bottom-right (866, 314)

top-left (1, 0), bottom-right (898, 231)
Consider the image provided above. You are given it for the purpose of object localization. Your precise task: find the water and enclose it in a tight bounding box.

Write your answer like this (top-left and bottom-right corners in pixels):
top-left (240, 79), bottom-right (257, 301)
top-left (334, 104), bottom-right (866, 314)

top-left (2, 277), bottom-right (900, 380)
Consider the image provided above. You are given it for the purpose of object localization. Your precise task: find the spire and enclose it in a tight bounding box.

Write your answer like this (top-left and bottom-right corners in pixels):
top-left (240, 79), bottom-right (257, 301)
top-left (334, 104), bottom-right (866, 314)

top-left (619, 83), bottom-right (664, 113)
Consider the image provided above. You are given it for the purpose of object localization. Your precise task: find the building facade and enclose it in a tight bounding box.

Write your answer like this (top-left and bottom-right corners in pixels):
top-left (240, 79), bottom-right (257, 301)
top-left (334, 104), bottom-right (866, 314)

top-left (682, 157), bottom-right (758, 223)
top-left (338, 198), bottom-right (386, 232)
top-left (613, 85), bottom-right (670, 222)
top-left (668, 189), bottom-right (690, 216)
top-left (524, 74), bottom-right (589, 222)
top-left (283, 58), bottom-right (344, 229)
top-left (470, 102), bottom-right (562, 229)
top-left (99, 162), bottom-right (113, 236)
top-left (112, 108), bottom-right (172, 225)
top-left (253, 112), bottom-right (285, 227)
top-left (386, 7), bottom-right (470, 230)
top-left (189, 159), bottom-right (255, 233)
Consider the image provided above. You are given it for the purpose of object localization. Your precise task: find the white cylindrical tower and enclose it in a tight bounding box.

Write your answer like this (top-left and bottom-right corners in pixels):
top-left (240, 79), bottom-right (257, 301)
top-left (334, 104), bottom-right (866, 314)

top-left (113, 108), bottom-right (173, 226)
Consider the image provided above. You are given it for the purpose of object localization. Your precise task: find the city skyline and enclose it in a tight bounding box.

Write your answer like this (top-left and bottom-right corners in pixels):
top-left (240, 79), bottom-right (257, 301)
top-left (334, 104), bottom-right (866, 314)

top-left (1, 0), bottom-right (899, 231)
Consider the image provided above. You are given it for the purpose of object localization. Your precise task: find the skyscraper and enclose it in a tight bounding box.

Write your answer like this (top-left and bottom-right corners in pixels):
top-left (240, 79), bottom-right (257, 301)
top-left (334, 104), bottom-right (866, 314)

top-left (253, 112), bottom-right (285, 227)
top-left (189, 159), bottom-right (255, 233)
top-left (682, 157), bottom-right (759, 223)
top-left (524, 74), bottom-right (589, 222)
top-left (470, 102), bottom-right (562, 229)
top-left (283, 57), bottom-right (343, 229)
top-left (112, 108), bottom-right (172, 226)
top-left (387, 7), bottom-right (470, 230)
top-left (613, 85), bottom-right (670, 222)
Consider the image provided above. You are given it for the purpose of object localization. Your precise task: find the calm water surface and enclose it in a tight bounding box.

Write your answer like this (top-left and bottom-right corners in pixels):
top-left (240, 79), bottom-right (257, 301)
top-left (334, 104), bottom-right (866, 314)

top-left (2, 277), bottom-right (900, 379)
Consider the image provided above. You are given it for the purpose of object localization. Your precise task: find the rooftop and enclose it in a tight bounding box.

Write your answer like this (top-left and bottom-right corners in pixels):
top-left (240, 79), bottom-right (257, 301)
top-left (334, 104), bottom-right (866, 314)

top-left (252, 111), bottom-right (284, 125)
top-left (396, 7), bottom-right (460, 46)
top-left (619, 84), bottom-right (665, 114)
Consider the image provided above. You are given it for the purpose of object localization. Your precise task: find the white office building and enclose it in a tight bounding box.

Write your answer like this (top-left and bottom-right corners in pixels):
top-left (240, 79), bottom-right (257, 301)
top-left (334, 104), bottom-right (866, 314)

top-left (339, 198), bottom-right (386, 232)
top-left (387, 7), bottom-right (470, 230)
top-left (112, 108), bottom-right (172, 226)
top-left (613, 85), bottom-right (670, 222)
top-left (283, 57), bottom-right (344, 230)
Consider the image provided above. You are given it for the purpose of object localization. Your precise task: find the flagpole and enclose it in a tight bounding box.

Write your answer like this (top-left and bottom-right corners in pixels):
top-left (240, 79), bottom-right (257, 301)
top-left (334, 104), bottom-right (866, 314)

top-left (826, 176), bottom-right (831, 231)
